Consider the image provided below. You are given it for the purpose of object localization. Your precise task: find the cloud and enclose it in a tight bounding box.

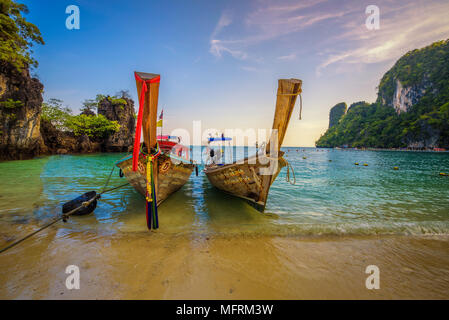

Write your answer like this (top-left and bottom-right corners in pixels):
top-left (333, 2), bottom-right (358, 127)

top-left (277, 54), bottom-right (296, 61)
top-left (210, 12), bottom-right (249, 60)
top-left (240, 66), bottom-right (262, 72)
top-left (209, 0), bottom-right (351, 61)
top-left (208, 0), bottom-right (449, 75)
top-left (211, 12), bottom-right (232, 39)
top-left (210, 39), bottom-right (248, 60)
top-left (316, 0), bottom-right (449, 75)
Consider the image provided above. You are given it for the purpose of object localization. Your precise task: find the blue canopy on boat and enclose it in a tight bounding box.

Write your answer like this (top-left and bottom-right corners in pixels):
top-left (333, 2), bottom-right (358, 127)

top-left (208, 137), bottom-right (232, 142)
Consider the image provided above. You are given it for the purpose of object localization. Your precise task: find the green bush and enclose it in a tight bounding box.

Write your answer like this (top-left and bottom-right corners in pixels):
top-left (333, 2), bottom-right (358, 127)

top-left (41, 98), bottom-right (72, 130)
top-left (42, 98), bottom-right (121, 139)
top-left (65, 114), bottom-right (120, 138)
top-left (0, 98), bottom-right (23, 108)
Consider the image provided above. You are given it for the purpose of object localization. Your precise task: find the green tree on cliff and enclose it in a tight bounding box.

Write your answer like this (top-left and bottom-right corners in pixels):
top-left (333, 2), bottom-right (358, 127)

top-left (42, 98), bottom-right (121, 139)
top-left (0, 0), bottom-right (44, 70)
top-left (41, 98), bottom-right (72, 130)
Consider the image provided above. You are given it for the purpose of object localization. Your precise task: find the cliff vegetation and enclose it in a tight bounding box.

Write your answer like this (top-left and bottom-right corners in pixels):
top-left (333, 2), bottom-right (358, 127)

top-left (316, 39), bottom-right (449, 149)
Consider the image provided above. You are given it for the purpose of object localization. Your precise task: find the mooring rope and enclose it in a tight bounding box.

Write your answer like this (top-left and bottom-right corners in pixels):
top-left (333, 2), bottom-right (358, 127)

top-left (286, 161), bottom-right (296, 185)
top-left (0, 165), bottom-right (129, 254)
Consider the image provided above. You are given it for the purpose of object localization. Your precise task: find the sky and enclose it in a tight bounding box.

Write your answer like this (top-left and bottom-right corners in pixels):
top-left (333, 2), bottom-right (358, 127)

top-left (23, 0), bottom-right (449, 146)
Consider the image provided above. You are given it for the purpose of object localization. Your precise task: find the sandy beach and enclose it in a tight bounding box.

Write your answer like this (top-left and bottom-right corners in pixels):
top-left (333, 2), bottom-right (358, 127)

top-left (1, 231), bottom-right (448, 299)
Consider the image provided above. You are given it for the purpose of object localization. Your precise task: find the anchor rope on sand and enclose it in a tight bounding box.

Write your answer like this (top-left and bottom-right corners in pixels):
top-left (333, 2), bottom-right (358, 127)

top-left (0, 164), bottom-right (129, 254)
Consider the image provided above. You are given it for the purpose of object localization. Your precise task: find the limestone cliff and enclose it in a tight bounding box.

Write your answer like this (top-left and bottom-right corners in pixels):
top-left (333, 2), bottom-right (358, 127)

top-left (0, 61), bottom-right (47, 160)
top-left (316, 39), bottom-right (449, 149)
top-left (98, 96), bottom-right (135, 152)
top-left (328, 102), bottom-right (347, 128)
top-left (385, 78), bottom-right (432, 114)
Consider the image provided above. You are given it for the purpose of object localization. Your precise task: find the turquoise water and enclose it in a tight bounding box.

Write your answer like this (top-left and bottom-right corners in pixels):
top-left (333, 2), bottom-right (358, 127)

top-left (0, 148), bottom-right (449, 240)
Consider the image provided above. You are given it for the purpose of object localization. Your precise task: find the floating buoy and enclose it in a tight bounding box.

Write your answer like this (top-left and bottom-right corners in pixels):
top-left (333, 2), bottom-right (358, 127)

top-left (355, 162), bottom-right (359, 165)
top-left (440, 172), bottom-right (448, 176)
top-left (303, 156), bottom-right (307, 159)
top-left (393, 167), bottom-right (399, 170)
top-left (363, 163), bottom-right (368, 166)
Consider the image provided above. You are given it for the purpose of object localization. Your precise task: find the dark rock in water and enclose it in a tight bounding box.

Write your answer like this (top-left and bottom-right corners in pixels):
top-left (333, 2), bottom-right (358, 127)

top-left (0, 61), bottom-right (47, 160)
top-left (98, 95), bottom-right (135, 152)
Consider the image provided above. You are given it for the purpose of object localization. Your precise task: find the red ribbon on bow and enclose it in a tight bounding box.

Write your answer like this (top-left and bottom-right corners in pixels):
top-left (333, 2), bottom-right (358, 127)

top-left (132, 73), bottom-right (161, 171)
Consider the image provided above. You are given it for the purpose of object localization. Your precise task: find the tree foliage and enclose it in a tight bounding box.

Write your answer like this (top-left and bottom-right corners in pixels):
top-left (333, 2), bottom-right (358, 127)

top-left (80, 93), bottom-right (128, 114)
top-left (0, 0), bottom-right (44, 70)
top-left (41, 98), bottom-right (73, 130)
top-left (65, 114), bottom-right (120, 139)
top-left (42, 98), bottom-right (120, 139)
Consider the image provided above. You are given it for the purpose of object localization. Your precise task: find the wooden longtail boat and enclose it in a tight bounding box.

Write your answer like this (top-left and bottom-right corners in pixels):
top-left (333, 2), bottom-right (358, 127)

top-left (116, 72), bottom-right (195, 228)
top-left (204, 78), bottom-right (302, 212)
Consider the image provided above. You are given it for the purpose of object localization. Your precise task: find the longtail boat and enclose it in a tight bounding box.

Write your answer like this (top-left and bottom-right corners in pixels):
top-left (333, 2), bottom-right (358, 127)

top-left (116, 72), bottom-right (195, 229)
top-left (204, 78), bottom-right (302, 212)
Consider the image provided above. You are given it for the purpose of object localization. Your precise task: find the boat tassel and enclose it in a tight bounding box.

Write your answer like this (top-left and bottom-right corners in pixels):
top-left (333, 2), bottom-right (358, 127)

top-left (145, 144), bottom-right (161, 230)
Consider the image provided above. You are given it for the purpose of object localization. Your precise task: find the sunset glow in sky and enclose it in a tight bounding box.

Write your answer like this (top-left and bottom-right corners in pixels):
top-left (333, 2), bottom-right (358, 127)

top-left (25, 0), bottom-right (449, 146)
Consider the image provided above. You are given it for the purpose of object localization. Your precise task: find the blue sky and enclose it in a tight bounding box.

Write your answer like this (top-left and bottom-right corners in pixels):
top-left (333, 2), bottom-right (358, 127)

top-left (24, 0), bottom-right (449, 146)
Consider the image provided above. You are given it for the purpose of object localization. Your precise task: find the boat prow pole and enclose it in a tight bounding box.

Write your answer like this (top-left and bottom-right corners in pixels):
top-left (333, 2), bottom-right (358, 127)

top-left (267, 78), bottom-right (302, 154)
top-left (258, 78), bottom-right (302, 209)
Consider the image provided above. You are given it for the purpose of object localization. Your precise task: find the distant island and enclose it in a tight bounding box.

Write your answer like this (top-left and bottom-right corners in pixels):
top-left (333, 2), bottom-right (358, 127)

top-left (316, 39), bottom-right (449, 150)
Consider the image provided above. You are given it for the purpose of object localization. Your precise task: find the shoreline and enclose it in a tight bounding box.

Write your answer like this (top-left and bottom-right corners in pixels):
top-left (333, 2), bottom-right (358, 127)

top-left (1, 232), bottom-right (448, 299)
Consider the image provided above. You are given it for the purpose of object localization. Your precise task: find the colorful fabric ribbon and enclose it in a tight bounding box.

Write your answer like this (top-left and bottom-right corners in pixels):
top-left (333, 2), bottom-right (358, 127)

top-left (132, 73), bottom-right (161, 172)
top-left (145, 144), bottom-right (161, 230)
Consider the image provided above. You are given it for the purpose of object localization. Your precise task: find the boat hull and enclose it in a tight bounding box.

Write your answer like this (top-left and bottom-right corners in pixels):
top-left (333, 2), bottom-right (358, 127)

top-left (117, 153), bottom-right (195, 206)
top-left (204, 152), bottom-right (287, 212)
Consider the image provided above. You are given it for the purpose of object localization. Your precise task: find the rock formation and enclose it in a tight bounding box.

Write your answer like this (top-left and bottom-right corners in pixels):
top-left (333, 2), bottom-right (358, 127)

top-left (98, 96), bottom-right (135, 152)
top-left (0, 61), bottom-right (47, 160)
top-left (390, 78), bottom-right (431, 114)
top-left (40, 119), bottom-right (101, 154)
top-left (316, 39), bottom-right (449, 149)
top-left (328, 102), bottom-right (347, 128)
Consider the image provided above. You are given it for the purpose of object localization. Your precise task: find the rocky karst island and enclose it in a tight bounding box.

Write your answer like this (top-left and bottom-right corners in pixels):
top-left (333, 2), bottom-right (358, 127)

top-left (316, 39), bottom-right (449, 150)
top-left (0, 63), bottom-right (136, 160)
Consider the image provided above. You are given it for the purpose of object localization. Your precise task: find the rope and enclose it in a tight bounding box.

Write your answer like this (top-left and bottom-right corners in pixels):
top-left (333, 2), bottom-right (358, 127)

top-left (0, 164), bottom-right (130, 254)
top-left (286, 161), bottom-right (296, 185)
top-left (0, 193), bottom-right (99, 254)
top-left (101, 165), bottom-right (115, 194)
top-left (277, 91), bottom-right (303, 120)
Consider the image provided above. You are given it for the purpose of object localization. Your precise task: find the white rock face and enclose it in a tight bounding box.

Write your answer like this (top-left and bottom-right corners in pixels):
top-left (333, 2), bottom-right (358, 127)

top-left (392, 79), bottom-right (427, 114)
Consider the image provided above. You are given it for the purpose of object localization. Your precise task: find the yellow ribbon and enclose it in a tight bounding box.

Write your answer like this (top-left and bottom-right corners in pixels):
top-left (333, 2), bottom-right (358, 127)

top-left (146, 156), bottom-right (154, 202)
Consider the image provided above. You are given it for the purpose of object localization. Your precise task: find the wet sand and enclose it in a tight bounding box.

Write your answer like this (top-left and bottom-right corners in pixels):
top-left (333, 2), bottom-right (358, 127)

top-left (1, 230), bottom-right (448, 299)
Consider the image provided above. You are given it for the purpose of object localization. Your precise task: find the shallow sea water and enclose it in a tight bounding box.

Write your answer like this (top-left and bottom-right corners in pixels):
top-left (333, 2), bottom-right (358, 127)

top-left (0, 148), bottom-right (448, 299)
